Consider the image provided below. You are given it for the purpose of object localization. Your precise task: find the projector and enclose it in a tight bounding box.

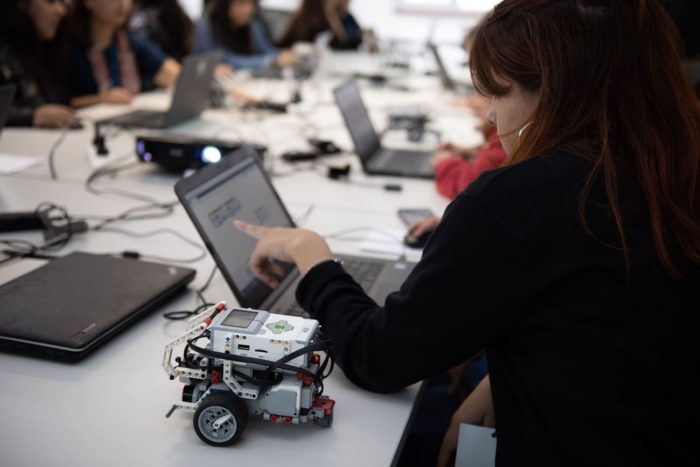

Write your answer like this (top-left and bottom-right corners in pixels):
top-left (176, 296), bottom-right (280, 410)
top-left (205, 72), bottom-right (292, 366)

top-left (135, 134), bottom-right (265, 172)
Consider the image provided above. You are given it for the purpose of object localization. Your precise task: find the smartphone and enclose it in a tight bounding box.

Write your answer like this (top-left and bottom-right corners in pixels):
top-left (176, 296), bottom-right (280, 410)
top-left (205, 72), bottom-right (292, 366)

top-left (397, 208), bottom-right (436, 226)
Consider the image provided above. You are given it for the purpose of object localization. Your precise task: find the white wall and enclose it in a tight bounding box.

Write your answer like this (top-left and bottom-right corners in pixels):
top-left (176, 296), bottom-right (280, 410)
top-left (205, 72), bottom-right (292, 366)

top-left (184, 0), bottom-right (485, 45)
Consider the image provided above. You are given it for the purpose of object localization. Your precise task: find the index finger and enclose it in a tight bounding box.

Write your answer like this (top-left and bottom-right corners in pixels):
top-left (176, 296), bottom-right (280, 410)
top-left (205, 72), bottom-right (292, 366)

top-left (233, 219), bottom-right (268, 239)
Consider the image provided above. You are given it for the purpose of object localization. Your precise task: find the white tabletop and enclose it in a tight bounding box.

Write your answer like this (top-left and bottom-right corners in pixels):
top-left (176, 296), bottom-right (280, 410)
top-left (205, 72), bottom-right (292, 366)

top-left (0, 53), bottom-right (478, 467)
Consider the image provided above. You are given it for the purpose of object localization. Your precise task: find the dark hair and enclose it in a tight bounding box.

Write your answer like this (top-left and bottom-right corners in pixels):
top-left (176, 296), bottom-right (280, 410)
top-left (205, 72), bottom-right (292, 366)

top-left (0, 0), bottom-right (70, 103)
top-left (134, 0), bottom-right (194, 60)
top-left (69, 0), bottom-right (134, 51)
top-left (208, 0), bottom-right (256, 54)
top-left (470, 0), bottom-right (700, 278)
top-left (277, 0), bottom-right (330, 48)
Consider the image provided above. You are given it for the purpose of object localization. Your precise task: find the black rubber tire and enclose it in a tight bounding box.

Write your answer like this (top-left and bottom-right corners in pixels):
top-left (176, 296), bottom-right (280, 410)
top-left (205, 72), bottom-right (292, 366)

top-left (193, 392), bottom-right (249, 446)
top-left (314, 413), bottom-right (333, 428)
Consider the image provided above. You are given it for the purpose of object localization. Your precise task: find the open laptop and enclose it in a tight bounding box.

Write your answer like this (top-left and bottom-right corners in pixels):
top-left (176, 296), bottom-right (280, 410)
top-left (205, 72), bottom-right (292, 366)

top-left (333, 80), bottom-right (434, 179)
top-left (0, 252), bottom-right (195, 362)
top-left (174, 146), bottom-right (415, 317)
top-left (104, 51), bottom-right (220, 129)
top-left (427, 43), bottom-right (473, 93)
top-left (0, 84), bottom-right (16, 131)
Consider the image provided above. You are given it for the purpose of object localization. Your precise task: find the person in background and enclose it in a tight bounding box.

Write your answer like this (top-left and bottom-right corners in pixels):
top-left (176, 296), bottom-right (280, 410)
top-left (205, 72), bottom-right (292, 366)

top-left (68, 0), bottom-right (181, 107)
top-left (406, 23), bottom-right (507, 243)
top-left (129, 0), bottom-right (194, 62)
top-left (406, 95), bottom-right (507, 244)
top-left (233, 0), bottom-right (700, 466)
top-left (193, 0), bottom-right (295, 71)
top-left (277, 0), bottom-right (362, 50)
top-left (0, 0), bottom-right (75, 128)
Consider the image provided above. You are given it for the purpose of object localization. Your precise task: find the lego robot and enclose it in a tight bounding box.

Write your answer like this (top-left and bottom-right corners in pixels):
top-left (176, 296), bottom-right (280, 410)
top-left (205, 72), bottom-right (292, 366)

top-left (162, 302), bottom-right (335, 446)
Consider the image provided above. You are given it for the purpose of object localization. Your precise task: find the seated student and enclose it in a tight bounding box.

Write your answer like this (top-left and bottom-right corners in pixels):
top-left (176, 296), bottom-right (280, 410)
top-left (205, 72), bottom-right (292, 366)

top-left (0, 0), bottom-right (75, 128)
top-left (277, 0), bottom-right (362, 50)
top-left (129, 0), bottom-right (194, 62)
top-left (234, 1), bottom-right (700, 465)
top-left (193, 0), bottom-right (295, 71)
top-left (407, 95), bottom-right (507, 243)
top-left (68, 0), bottom-right (181, 108)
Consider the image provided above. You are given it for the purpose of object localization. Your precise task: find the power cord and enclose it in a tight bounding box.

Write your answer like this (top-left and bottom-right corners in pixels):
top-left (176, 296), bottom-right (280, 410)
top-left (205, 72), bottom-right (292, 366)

top-left (163, 264), bottom-right (218, 320)
top-left (47, 124), bottom-right (72, 180)
top-left (97, 226), bottom-right (207, 264)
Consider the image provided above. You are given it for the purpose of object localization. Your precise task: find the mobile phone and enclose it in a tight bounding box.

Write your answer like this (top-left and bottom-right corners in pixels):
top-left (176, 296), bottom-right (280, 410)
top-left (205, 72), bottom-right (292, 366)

top-left (397, 208), bottom-right (435, 226)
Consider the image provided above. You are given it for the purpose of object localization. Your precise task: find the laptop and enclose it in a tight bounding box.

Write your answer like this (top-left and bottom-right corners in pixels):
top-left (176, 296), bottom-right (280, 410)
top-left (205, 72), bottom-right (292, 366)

top-left (104, 52), bottom-right (220, 129)
top-left (0, 84), bottom-right (16, 131)
top-left (333, 80), bottom-right (434, 179)
top-left (427, 43), bottom-right (473, 93)
top-left (174, 146), bottom-right (415, 317)
top-left (0, 252), bottom-right (195, 362)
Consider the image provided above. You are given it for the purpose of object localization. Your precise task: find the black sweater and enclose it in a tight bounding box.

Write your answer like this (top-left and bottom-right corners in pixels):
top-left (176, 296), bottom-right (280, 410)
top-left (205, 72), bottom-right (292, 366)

top-left (296, 152), bottom-right (699, 466)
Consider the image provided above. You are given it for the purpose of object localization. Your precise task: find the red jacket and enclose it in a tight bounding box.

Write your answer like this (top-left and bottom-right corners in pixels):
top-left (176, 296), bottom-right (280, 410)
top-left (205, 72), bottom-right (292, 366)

top-left (434, 127), bottom-right (506, 199)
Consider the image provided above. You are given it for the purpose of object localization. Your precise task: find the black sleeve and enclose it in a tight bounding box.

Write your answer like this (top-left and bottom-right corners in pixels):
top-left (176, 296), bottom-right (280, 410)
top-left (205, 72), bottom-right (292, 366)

top-left (0, 47), bottom-right (41, 127)
top-left (296, 192), bottom-right (526, 393)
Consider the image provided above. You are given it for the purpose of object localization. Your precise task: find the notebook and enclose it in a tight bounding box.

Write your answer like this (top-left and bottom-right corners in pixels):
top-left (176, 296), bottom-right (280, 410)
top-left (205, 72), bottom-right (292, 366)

top-left (333, 80), bottom-right (434, 179)
top-left (175, 146), bottom-right (415, 317)
top-left (103, 52), bottom-right (220, 129)
top-left (0, 252), bottom-right (195, 362)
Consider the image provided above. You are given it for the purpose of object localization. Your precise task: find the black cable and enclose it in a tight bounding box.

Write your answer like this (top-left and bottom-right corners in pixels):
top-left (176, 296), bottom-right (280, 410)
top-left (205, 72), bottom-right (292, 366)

top-left (186, 336), bottom-right (334, 392)
top-left (163, 302), bottom-right (213, 321)
top-left (97, 227), bottom-right (207, 264)
top-left (196, 265), bottom-right (218, 305)
top-left (162, 265), bottom-right (219, 320)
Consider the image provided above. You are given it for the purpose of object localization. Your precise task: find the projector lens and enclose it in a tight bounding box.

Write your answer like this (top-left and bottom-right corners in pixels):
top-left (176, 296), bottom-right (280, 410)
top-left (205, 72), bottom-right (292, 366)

top-left (201, 146), bottom-right (222, 164)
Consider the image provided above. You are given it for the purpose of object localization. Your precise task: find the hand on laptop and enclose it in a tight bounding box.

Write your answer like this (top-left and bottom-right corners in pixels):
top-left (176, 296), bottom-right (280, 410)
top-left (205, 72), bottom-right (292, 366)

top-left (33, 104), bottom-right (76, 129)
top-left (99, 88), bottom-right (134, 105)
top-left (276, 49), bottom-right (297, 68)
top-left (234, 220), bottom-right (333, 288)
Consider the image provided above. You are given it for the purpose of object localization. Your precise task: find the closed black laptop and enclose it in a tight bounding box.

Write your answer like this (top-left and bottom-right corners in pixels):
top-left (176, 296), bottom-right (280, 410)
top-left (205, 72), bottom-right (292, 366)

top-left (0, 252), bottom-right (195, 362)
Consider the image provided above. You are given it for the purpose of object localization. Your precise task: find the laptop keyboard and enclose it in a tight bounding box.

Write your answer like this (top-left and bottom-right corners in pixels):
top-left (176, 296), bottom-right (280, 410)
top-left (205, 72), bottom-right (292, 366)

top-left (380, 150), bottom-right (431, 171)
top-left (278, 258), bottom-right (384, 317)
top-left (110, 110), bottom-right (165, 128)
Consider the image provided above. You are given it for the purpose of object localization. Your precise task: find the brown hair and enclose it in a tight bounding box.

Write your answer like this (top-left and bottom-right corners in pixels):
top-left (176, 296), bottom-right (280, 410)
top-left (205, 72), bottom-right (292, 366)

top-left (470, 0), bottom-right (700, 278)
top-left (277, 0), bottom-right (339, 48)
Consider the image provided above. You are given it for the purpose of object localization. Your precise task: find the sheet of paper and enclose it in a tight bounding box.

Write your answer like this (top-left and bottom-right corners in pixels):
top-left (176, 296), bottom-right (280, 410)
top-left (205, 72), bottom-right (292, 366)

top-left (0, 153), bottom-right (42, 174)
top-left (357, 228), bottom-right (423, 262)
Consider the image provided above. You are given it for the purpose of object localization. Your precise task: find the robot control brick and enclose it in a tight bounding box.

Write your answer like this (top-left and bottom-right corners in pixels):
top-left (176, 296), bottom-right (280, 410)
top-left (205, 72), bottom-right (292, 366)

top-left (162, 302), bottom-right (335, 446)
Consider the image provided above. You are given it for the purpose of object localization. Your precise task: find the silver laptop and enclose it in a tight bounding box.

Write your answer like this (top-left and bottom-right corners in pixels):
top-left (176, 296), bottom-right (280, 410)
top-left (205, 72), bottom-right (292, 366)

top-left (174, 146), bottom-right (415, 317)
top-left (105, 51), bottom-right (220, 129)
top-left (333, 80), bottom-right (434, 179)
top-left (428, 43), bottom-right (473, 93)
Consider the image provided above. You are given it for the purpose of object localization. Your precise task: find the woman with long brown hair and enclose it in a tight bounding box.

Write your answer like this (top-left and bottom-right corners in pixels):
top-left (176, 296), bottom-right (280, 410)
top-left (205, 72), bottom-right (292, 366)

top-left (233, 0), bottom-right (700, 464)
top-left (277, 0), bottom-right (362, 50)
top-left (68, 0), bottom-right (180, 107)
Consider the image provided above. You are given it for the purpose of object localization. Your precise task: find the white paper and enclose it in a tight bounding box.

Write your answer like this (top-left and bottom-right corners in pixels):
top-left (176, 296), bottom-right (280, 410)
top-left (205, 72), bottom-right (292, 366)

top-left (358, 228), bottom-right (423, 262)
top-left (0, 153), bottom-right (42, 174)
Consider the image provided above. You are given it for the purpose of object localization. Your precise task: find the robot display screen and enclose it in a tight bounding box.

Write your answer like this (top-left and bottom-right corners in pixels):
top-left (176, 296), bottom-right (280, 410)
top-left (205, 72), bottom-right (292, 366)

top-left (222, 309), bottom-right (258, 329)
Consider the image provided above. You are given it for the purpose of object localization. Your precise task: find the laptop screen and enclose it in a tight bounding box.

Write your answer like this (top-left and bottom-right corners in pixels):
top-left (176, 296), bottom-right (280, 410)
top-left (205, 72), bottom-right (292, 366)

top-left (333, 80), bottom-right (381, 162)
top-left (181, 153), bottom-right (295, 309)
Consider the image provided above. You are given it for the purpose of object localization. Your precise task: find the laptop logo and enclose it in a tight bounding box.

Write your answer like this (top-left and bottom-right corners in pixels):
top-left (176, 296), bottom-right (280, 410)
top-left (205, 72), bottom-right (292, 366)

top-left (72, 322), bottom-right (97, 337)
top-left (168, 267), bottom-right (178, 276)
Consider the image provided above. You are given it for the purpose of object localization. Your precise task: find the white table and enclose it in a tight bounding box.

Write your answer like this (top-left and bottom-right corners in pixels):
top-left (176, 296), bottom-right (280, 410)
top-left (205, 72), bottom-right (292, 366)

top-left (0, 56), bottom-right (478, 466)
